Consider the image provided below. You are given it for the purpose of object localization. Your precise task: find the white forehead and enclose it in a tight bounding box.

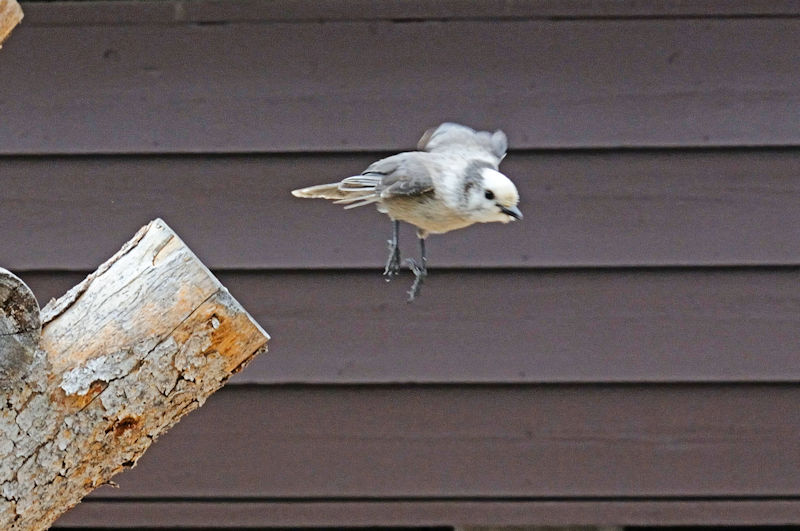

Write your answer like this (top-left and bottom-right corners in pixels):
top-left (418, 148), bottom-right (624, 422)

top-left (480, 168), bottom-right (519, 196)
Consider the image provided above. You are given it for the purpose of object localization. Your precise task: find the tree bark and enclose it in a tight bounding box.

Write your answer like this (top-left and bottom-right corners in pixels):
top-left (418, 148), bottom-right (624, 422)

top-left (0, 219), bottom-right (269, 530)
top-left (0, 0), bottom-right (22, 47)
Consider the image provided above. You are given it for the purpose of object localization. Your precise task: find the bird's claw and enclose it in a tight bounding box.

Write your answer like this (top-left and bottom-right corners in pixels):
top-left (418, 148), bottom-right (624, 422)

top-left (405, 258), bottom-right (427, 302)
top-left (383, 240), bottom-right (402, 280)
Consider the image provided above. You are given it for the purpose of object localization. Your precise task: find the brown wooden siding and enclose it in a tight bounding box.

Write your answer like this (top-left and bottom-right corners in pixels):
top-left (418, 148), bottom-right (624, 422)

top-left (2, 0), bottom-right (799, 527)
top-left (3, 149), bottom-right (800, 270)
top-left (50, 500), bottom-right (800, 528)
top-left (77, 385), bottom-right (800, 498)
top-left (3, 5), bottom-right (800, 154)
top-left (21, 269), bottom-right (800, 385)
top-left (55, 385), bottom-right (800, 527)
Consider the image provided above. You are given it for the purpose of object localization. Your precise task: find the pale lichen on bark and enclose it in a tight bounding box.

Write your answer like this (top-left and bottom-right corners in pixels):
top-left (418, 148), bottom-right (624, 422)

top-left (0, 219), bottom-right (269, 530)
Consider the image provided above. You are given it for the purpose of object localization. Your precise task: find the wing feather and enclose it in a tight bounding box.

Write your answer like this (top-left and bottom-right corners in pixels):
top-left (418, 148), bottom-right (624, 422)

top-left (417, 122), bottom-right (507, 167)
top-left (373, 153), bottom-right (435, 199)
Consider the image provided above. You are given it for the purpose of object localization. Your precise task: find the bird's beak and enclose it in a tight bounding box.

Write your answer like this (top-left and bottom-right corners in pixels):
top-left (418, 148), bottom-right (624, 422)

top-left (500, 205), bottom-right (523, 220)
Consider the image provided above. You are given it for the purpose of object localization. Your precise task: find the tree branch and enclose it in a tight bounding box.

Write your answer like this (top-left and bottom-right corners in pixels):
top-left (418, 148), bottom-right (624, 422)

top-left (0, 0), bottom-right (22, 48)
top-left (0, 219), bottom-right (269, 530)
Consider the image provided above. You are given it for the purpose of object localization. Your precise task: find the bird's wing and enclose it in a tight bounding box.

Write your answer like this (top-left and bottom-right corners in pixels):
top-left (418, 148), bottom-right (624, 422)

top-left (417, 122), bottom-right (507, 167)
top-left (373, 153), bottom-right (435, 199)
top-left (324, 153), bottom-right (433, 209)
top-left (294, 153), bottom-right (435, 209)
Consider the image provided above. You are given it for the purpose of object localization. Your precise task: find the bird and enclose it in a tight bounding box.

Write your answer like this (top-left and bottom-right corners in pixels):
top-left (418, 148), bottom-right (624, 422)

top-left (291, 122), bottom-right (522, 301)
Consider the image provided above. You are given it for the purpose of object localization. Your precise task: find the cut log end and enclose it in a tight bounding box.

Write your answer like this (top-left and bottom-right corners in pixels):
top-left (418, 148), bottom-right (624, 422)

top-left (0, 0), bottom-right (23, 47)
top-left (0, 267), bottom-right (40, 385)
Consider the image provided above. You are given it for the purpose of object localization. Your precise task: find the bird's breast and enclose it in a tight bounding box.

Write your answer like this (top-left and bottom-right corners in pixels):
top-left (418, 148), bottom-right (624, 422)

top-left (381, 196), bottom-right (474, 235)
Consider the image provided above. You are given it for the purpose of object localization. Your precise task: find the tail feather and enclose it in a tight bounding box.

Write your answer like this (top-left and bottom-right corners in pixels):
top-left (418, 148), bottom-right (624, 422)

top-left (339, 175), bottom-right (381, 190)
top-left (335, 196), bottom-right (381, 209)
top-left (292, 175), bottom-right (381, 208)
top-left (291, 183), bottom-right (350, 200)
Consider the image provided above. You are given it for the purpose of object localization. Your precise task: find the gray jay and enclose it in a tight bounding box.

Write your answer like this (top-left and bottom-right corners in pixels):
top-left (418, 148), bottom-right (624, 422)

top-left (291, 122), bottom-right (522, 301)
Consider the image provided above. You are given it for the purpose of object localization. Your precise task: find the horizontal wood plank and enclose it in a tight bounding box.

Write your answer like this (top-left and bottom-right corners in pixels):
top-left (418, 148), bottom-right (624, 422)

top-left (1, 9), bottom-right (799, 153)
top-left (54, 499), bottom-right (800, 527)
top-left (2, 149), bottom-right (800, 270)
top-left (25, 0), bottom-right (800, 26)
top-left (19, 268), bottom-right (800, 384)
top-left (71, 385), bottom-right (800, 498)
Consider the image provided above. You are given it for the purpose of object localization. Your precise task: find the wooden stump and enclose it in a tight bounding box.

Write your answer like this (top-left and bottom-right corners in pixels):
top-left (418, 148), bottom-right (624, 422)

top-left (0, 0), bottom-right (22, 47)
top-left (0, 219), bottom-right (269, 530)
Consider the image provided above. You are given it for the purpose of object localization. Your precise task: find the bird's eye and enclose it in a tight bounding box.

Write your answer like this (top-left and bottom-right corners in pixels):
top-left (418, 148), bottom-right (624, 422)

top-left (484, 190), bottom-right (495, 200)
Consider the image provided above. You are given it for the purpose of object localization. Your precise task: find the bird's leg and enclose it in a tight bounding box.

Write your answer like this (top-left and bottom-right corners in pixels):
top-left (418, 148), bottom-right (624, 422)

top-left (383, 219), bottom-right (402, 279)
top-left (406, 235), bottom-right (428, 302)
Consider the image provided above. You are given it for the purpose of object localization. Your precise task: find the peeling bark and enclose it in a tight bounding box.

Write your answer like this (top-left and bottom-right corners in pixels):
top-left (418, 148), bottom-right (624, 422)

top-left (0, 219), bottom-right (269, 530)
top-left (0, 0), bottom-right (22, 47)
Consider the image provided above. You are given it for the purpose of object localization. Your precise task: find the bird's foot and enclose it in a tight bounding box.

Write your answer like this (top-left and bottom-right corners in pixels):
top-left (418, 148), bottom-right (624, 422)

top-left (405, 258), bottom-right (427, 302)
top-left (383, 241), bottom-right (402, 280)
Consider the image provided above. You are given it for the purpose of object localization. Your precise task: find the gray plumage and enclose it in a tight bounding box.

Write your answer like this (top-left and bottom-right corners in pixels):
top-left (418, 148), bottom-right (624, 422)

top-left (291, 123), bottom-right (522, 300)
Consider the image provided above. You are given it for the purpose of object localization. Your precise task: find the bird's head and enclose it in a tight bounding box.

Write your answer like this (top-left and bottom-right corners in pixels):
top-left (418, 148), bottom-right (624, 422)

top-left (464, 167), bottom-right (522, 224)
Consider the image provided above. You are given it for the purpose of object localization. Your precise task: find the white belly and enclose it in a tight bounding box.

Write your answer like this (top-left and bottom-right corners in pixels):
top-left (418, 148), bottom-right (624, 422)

top-left (380, 197), bottom-right (475, 236)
